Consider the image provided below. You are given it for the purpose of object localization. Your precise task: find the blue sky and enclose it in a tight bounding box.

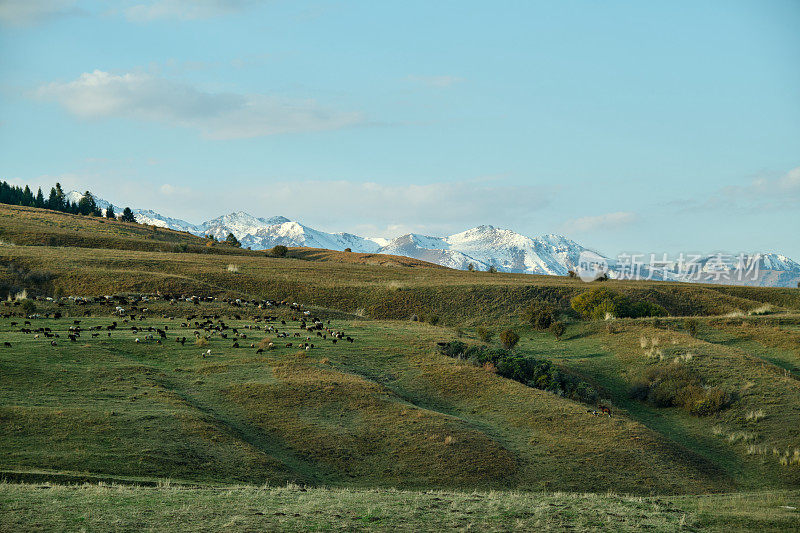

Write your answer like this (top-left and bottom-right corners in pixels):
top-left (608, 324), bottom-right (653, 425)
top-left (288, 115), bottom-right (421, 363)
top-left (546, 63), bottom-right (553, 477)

top-left (1, 0), bottom-right (798, 258)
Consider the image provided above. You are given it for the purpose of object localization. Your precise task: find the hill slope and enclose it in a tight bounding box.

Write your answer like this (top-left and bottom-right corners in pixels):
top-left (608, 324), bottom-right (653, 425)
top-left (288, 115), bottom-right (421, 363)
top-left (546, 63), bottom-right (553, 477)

top-left (1, 205), bottom-right (799, 498)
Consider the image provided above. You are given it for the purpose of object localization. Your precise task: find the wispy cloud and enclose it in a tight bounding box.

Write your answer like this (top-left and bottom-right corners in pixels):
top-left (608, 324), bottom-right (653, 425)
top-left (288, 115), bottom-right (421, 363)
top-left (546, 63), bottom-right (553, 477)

top-left (407, 75), bottom-right (465, 88)
top-left (672, 166), bottom-right (800, 213)
top-left (123, 0), bottom-right (263, 21)
top-left (34, 70), bottom-right (365, 139)
top-left (0, 0), bottom-right (81, 26)
top-left (561, 211), bottom-right (639, 234)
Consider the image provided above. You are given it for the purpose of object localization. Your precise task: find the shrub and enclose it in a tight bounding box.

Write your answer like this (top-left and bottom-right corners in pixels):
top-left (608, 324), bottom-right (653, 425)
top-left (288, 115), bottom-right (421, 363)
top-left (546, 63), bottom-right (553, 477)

top-left (550, 321), bottom-right (566, 340)
top-left (271, 245), bottom-right (288, 257)
top-left (437, 341), bottom-right (601, 405)
top-left (467, 263), bottom-right (475, 272)
top-left (225, 233), bottom-right (241, 247)
top-left (571, 288), bottom-right (666, 320)
top-left (689, 388), bottom-right (730, 416)
top-left (195, 337), bottom-right (209, 347)
top-left (684, 319), bottom-right (699, 337)
top-left (628, 362), bottom-right (731, 416)
top-left (428, 315), bottom-right (440, 326)
top-left (523, 302), bottom-right (556, 330)
top-left (488, 266), bottom-right (498, 273)
top-left (344, 248), bottom-right (352, 252)
top-left (476, 327), bottom-right (493, 343)
top-left (499, 329), bottom-right (520, 349)
top-left (567, 270), bottom-right (577, 278)
top-left (20, 299), bottom-right (36, 315)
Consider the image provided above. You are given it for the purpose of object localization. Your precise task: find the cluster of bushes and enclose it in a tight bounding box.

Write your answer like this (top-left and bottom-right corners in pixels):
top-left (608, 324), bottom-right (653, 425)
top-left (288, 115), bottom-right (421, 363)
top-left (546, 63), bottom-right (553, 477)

top-left (629, 362), bottom-right (732, 416)
top-left (439, 341), bottom-right (600, 404)
top-left (571, 288), bottom-right (667, 320)
top-left (413, 312), bottom-right (440, 326)
top-left (523, 301), bottom-right (567, 339)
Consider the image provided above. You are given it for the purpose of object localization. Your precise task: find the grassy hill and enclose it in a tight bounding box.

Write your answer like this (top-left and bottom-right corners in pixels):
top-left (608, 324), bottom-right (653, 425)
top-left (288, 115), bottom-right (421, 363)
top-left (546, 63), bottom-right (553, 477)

top-left (1, 204), bottom-right (799, 528)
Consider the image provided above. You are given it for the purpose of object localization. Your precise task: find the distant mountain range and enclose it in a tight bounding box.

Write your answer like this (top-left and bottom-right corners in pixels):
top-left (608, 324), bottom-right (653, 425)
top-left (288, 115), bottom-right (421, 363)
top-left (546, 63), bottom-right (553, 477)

top-left (67, 191), bottom-right (800, 287)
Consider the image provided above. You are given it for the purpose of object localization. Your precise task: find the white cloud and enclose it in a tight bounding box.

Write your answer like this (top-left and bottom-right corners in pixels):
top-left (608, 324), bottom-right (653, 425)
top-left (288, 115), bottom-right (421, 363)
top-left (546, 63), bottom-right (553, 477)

top-left (0, 0), bottom-right (79, 26)
top-left (561, 211), bottom-right (639, 234)
top-left (407, 75), bottom-right (465, 88)
top-left (777, 166), bottom-right (800, 190)
top-left (124, 0), bottom-right (261, 21)
top-left (674, 166), bottom-right (800, 213)
top-left (35, 70), bottom-right (364, 139)
top-left (159, 183), bottom-right (191, 196)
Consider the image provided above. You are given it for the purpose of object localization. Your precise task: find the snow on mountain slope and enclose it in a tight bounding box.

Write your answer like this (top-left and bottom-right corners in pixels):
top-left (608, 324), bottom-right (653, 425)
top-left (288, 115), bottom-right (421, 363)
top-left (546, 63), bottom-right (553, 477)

top-left (199, 212), bottom-right (383, 252)
top-left (134, 210), bottom-right (201, 233)
top-left (378, 234), bottom-right (489, 271)
top-left (664, 253), bottom-right (800, 287)
top-left (378, 226), bottom-right (590, 275)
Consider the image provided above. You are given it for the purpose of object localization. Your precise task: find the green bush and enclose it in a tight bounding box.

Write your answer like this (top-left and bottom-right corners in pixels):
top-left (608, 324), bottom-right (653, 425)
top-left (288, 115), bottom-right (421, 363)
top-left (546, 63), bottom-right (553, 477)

top-left (571, 288), bottom-right (666, 320)
top-left (499, 329), bottom-right (520, 349)
top-left (523, 302), bottom-right (556, 330)
top-left (20, 299), bottom-right (36, 315)
top-left (684, 319), bottom-right (699, 337)
top-left (476, 327), bottom-right (493, 343)
top-left (628, 362), bottom-right (731, 416)
top-left (438, 341), bottom-right (600, 405)
top-left (550, 321), bottom-right (566, 340)
top-left (270, 245), bottom-right (288, 257)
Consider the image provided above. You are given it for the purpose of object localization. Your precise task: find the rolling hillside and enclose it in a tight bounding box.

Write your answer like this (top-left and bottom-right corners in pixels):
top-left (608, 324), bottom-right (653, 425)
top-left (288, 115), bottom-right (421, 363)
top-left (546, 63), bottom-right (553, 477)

top-left (0, 204), bottom-right (799, 530)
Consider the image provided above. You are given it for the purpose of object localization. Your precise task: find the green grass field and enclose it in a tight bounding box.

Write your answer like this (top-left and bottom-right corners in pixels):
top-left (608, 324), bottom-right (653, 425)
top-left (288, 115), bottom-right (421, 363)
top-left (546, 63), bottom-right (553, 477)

top-left (2, 482), bottom-right (798, 532)
top-left (1, 205), bottom-right (799, 530)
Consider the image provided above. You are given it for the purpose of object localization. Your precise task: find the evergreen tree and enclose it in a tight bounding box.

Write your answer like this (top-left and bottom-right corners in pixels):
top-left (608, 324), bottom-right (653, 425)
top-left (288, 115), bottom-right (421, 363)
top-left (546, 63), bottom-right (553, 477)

top-left (22, 185), bottom-right (34, 206)
top-left (55, 183), bottom-right (65, 210)
top-left (35, 188), bottom-right (45, 208)
top-left (120, 207), bottom-right (136, 223)
top-left (225, 232), bottom-right (241, 247)
top-left (105, 205), bottom-right (116, 219)
top-left (77, 191), bottom-right (97, 216)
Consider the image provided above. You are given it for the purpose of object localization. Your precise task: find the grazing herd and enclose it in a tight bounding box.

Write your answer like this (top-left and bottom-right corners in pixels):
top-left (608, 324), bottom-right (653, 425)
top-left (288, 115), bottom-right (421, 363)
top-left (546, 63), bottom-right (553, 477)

top-left (1, 293), bottom-right (357, 357)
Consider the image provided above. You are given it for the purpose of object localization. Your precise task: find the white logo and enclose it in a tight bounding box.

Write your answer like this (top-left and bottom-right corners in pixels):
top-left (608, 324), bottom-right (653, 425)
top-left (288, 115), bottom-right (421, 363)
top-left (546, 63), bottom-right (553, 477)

top-left (578, 250), bottom-right (609, 282)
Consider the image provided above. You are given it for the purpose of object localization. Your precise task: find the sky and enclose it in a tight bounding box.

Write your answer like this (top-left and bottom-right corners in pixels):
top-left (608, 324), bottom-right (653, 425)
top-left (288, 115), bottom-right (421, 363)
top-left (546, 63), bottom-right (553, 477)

top-left (1, 0), bottom-right (799, 259)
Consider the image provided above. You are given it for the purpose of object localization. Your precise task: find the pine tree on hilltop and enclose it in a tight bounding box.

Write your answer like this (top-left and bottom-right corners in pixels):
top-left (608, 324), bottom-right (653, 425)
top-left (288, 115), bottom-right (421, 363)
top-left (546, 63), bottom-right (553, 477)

top-left (120, 207), bottom-right (137, 223)
top-left (22, 185), bottom-right (34, 206)
top-left (105, 205), bottom-right (116, 219)
top-left (77, 191), bottom-right (99, 216)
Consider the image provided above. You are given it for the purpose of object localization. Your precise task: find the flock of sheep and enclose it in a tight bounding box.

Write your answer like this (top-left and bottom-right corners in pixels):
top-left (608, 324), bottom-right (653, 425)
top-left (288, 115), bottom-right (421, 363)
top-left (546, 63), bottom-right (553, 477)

top-left (1, 293), bottom-right (356, 356)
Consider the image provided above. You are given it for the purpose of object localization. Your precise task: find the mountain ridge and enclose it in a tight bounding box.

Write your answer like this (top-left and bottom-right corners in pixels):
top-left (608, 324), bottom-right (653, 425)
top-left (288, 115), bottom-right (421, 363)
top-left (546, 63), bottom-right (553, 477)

top-left (68, 191), bottom-right (800, 287)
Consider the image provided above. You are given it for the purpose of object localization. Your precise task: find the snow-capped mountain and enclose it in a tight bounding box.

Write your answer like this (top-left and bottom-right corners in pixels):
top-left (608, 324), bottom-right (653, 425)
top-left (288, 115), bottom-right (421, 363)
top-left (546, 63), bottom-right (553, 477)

top-left (134, 210), bottom-right (201, 233)
top-left (378, 227), bottom-right (590, 275)
top-left (68, 191), bottom-right (800, 287)
top-left (200, 212), bottom-right (383, 252)
top-left (662, 253), bottom-right (800, 287)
